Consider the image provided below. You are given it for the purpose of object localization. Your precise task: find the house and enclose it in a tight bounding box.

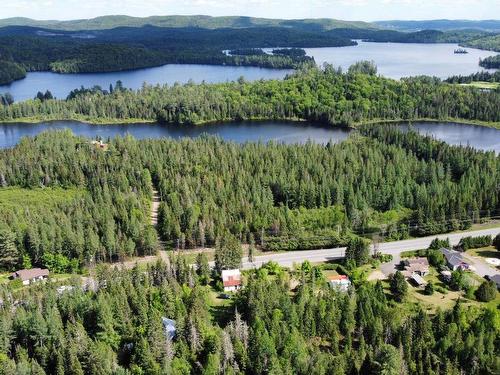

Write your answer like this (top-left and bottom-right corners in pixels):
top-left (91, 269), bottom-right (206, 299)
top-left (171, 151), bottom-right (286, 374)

top-left (328, 275), bottom-right (351, 292)
top-left (440, 248), bottom-right (470, 271)
top-left (221, 269), bottom-right (242, 292)
top-left (410, 273), bottom-right (427, 287)
top-left (162, 317), bottom-right (176, 340)
top-left (91, 140), bottom-right (108, 151)
top-left (10, 268), bottom-right (49, 285)
top-left (402, 258), bottom-right (429, 277)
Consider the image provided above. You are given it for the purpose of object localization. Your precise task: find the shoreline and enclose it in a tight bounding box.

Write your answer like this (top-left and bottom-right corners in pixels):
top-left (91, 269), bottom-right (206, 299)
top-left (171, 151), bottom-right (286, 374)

top-left (1, 116), bottom-right (499, 130)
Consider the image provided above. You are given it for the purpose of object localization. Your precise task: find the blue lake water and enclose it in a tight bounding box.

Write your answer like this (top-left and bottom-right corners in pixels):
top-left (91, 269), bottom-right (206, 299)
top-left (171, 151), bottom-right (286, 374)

top-left (302, 41), bottom-right (498, 79)
top-left (0, 42), bottom-right (497, 102)
top-left (0, 64), bottom-right (293, 102)
top-left (0, 120), bottom-right (351, 149)
top-left (0, 120), bottom-right (499, 153)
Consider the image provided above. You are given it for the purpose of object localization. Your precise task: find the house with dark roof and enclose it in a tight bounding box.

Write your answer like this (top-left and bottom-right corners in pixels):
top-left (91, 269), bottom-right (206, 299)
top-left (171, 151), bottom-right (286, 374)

top-left (10, 268), bottom-right (49, 285)
top-left (440, 248), bottom-right (470, 271)
top-left (402, 257), bottom-right (429, 277)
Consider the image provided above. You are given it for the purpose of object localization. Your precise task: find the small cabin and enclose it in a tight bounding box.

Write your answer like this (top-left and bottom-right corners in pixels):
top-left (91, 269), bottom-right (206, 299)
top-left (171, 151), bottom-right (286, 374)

top-left (221, 269), bottom-right (242, 292)
top-left (328, 275), bottom-right (351, 292)
top-left (91, 140), bottom-right (109, 151)
top-left (410, 273), bottom-right (427, 287)
top-left (11, 268), bottom-right (49, 286)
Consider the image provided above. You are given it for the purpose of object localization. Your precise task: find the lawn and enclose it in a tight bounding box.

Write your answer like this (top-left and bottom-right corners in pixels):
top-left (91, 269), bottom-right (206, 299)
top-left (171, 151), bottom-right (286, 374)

top-left (322, 269), bottom-right (340, 279)
top-left (208, 289), bottom-right (235, 326)
top-left (0, 186), bottom-right (83, 210)
top-left (459, 81), bottom-right (500, 90)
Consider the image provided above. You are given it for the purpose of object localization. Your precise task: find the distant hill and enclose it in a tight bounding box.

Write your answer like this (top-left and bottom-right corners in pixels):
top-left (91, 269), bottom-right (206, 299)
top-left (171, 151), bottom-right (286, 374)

top-left (0, 15), bottom-right (378, 32)
top-left (375, 19), bottom-right (500, 32)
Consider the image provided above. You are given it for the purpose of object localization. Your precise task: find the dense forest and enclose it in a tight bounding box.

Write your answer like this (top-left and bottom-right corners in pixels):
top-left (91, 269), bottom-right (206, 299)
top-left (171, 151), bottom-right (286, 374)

top-left (0, 26), bottom-right (352, 83)
top-left (0, 16), bottom-right (498, 84)
top-left (0, 66), bottom-right (499, 125)
top-left (0, 35), bottom-right (314, 82)
top-left (0, 61), bottom-right (26, 85)
top-left (0, 15), bottom-right (377, 32)
top-left (462, 34), bottom-right (500, 52)
top-left (0, 124), bottom-right (499, 270)
top-left (479, 55), bottom-right (500, 69)
top-left (445, 70), bottom-right (500, 84)
top-left (0, 258), bottom-right (497, 374)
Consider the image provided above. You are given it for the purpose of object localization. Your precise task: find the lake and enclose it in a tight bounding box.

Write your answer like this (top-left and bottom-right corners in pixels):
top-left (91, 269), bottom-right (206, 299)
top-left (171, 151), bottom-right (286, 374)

top-left (302, 41), bottom-right (498, 79)
top-left (402, 122), bottom-right (500, 153)
top-left (0, 42), bottom-right (497, 102)
top-left (0, 120), bottom-right (351, 149)
top-left (0, 64), bottom-right (293, 102)
top-left (1, 120), bottom-right (499, 153)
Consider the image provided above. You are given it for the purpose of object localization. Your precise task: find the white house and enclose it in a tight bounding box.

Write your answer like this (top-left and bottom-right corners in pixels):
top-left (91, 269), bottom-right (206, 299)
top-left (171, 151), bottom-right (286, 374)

top-left (328, 275), bottom-right (351, 292)
top-left (221, 269), bottom-right (242, 292)
top-left (10, 268), bottom-right (49, 285)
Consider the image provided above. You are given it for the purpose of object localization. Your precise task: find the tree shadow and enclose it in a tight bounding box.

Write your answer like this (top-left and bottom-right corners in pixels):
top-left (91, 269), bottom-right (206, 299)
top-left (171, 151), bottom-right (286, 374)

top-left (210, 304), bottom-right (234, 327)
top-left (472, 250), bottom-right (499, 259)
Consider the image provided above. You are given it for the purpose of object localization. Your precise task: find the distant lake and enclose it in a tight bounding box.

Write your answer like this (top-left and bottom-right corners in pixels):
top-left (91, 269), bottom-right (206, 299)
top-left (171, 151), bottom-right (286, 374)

top-left (0, 64), bottom-right (292, 102)
top-left (0, 120), bottom-right (499, 153)
top-left (401, 122), bottom-right (500, 153)
top-left (302, 41), bottom-right (498, 79)
top-left (0, 42), bottom-right (497, 102)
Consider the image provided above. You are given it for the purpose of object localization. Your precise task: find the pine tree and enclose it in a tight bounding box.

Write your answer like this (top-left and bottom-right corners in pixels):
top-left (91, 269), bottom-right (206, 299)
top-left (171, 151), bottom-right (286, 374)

top-left (0, 230), bottom-right (18, 271)
top-left (214, 232), bottom-right (242, 273)
top-left (475, 280), bottom-right (497, 302)
top-left (390, 271), bottom-right (408, 302)
top-left (195, 253), bottom-right (211, 285)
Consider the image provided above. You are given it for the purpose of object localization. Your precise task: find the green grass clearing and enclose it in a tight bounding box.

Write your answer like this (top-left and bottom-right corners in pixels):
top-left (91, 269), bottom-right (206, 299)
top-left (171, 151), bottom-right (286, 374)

top-left (0, 186), bottom-right (84, 210)
top-left (459, 81), bottom-right (500, 90)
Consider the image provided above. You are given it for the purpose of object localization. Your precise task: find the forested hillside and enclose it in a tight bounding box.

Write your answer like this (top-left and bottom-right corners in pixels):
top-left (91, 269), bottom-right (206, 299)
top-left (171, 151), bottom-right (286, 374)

top-left (0, 26), bottom-right (351, 83)
top-left (374, 19), bottom-right (500, 32)
top-left (0, 259), bottom-right (497, 374)
top-left (461, 34), bottom-right (500, 52)
top-left (0, 125), bottom-right (498, 270)
top-left (1, 67), bottom-right (498, 126)
top-left (0, 15), bottom-right (497, 84)
top-left (0, 60), bottom-right (26, 85)
top-left (0, 15), bottom-right (378, 31)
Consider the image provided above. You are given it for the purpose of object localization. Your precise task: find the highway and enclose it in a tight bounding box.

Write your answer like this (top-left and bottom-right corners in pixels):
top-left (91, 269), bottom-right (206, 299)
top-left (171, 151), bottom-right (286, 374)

top-left (239, 227), bottom-right (500, 276)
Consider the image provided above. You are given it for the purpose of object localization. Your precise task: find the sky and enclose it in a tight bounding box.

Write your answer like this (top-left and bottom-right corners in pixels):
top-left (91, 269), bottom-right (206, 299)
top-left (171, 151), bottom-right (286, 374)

top-left (0, 0), bottom-right (499, 21)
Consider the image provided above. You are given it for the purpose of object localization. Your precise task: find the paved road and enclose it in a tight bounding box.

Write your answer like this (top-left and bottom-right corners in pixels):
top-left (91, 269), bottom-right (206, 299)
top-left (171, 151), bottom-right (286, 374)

top-left (239, 227), bottom-right (500, 276)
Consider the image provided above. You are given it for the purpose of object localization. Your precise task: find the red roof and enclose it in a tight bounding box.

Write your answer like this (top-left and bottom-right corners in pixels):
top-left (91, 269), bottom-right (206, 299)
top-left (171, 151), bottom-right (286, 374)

top-left (328, 275), bottom-right (349, 281)
top-left (223, 279), bottom-right (241, 287)
top-left (223, 275), bottom-right (241, 287)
